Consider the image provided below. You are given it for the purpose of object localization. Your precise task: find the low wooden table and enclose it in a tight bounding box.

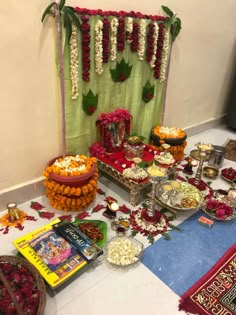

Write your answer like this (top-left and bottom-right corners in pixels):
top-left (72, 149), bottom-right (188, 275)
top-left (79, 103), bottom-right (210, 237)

top-left (97, 159), bottom-right (151, 206)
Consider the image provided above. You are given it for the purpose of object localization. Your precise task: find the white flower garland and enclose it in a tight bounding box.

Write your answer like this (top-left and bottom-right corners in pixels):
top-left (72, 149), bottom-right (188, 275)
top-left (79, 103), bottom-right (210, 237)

top-left (110, 17), bottom-right (119, 61)
top-left (137, 19), bottom-right (146, 60)
top-left (159, 26), bottom-right (170, 82)
top-left (126, 17), bottom-right (133, 44)
top-left (95, 19), bottom-right (103, 75)
top-left (150, 22), bottom-right (159, 68)
top-left (69, 24), bottom-right (79, 100)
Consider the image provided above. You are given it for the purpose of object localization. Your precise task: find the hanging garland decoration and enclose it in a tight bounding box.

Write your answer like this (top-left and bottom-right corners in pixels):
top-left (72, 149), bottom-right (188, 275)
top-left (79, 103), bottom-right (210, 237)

top-left (154, 23), bottom-right (165, 79)
top-left (137, 19), bottom-right (146, 60)
top-left (110, 17), bottom-right (119, 61)
top-left (126, 17), bottom-right (133, 43)
top-left (81, 15), bottom-right (91, 82)
top-left (110, 58), bottom-right (132, 82)
top-left (82, 89), bottom-right (98, 115)
top-left (117, 17), bottom-right (125, 52)
top-left (102, 18), bottom-right (110, 63)
top-left (159, 26), bottom-right (170, 82)
top-left (142, 80), bottom-right (155, 103)
top-left (130, 22), bottom-right (139, 52)
top-left (70, 24), bottom-right (79, 100)
top-left (95, 19), bottom-right (104, 75)
top-left (146, 22), bottom-right (159, 68)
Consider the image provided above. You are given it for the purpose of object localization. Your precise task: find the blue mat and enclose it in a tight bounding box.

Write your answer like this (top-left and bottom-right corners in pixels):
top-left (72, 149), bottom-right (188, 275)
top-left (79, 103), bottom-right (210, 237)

top-left (141, 211), bottom-right (236, 296)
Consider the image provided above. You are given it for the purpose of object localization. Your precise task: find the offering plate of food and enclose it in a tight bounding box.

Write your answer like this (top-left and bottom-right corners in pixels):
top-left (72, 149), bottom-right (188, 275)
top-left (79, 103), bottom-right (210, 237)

top-left (221, 167), bottom-right (236, 183)
top-left (156, 180), bottom-right (203, 211)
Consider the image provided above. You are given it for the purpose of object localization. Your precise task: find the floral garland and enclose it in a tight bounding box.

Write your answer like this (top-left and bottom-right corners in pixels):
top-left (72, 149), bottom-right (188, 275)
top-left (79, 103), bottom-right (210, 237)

top-left (102, 18), bottom-right (110, 63)
top-left (70, 24), bottom-right (79, 99)
top-left (110, 17), bottom-right (119, 61)
top-left (126, 17), bottom-right (133, 43)
top-left (81, 15), bottom-right (91, 82)
top-left (75, 7), bottom-right (168, 22)
top-left (154, 23), bottom-right (165, 79)
top-left (159, 26), bottom-right (170, 82)
top-left (130, 22), bottom-right (139, 52)
top-left (117, 17), bottom-right (125, 52)
top-left (44, 170), bottom-right (98, 212)
top-left (95, 19), bottom-right (104, 75)
top-left (43, 155), bottom-right (97, 177)
top-left (147, 22), bottom-right (159, 68)
top-left (137, 19), bottom-right (146, 60)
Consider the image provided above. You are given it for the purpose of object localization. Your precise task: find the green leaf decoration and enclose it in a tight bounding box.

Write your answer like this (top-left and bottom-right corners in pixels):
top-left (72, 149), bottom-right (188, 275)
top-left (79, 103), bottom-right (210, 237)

top-left (161, 6), bottom-right (182, 42)
top-left (162, 6), bottom-right (174, 18)
top-left (147, 235), bottom-right (155, 244)
top-left (110, 58), bottom-right (132, 82)
top-left (41, 2), bottom-right (56, 22)
top-left (63, 9), bottom-right (72, 45)
top-left (82, 89), bottom-right (98, 115)
top-left (66, 7), bottom-right (81, 30)
top-left (162, 232), bottom-right (171, 240)
top-left (130, 229), bottom-right (138, 237)
top-left (59, 0), bottom-right (66, 11)
top-left (169, 223), bottom-right (183, 232)
top-left (142, 80), bottom-right (155, 103)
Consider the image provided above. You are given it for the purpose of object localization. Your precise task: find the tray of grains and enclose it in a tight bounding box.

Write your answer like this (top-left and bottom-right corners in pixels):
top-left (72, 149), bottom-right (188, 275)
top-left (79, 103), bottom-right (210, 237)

top-left (156, 180), bottom-right (203, 211)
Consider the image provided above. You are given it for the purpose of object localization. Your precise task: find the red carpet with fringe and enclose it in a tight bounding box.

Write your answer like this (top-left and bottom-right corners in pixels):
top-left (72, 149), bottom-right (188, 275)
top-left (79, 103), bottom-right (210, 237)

top-left (179, 244), bottom-right (236, 315)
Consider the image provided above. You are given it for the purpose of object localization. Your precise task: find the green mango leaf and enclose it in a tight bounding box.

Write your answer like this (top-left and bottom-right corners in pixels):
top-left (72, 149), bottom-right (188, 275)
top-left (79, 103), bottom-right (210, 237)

top-left (63, 10), bottom-right (72, 45)
top-left (66, 8), bottom-right (81, 30)
top-left (148, 235), bottom-right (155, 244)
top-left (162, 6), bottom-right (174, 17)
top-left (59, 0), bottom-right (66, 11)
top-left (171, 17), bottom-right (182, 41)
top-left (162, 232), bottom-right (171, 240)
top-left (130, 230), bottom-right (138, 237)
top-left (169, 223), bottom-right (182, 232)
top-left (41, 2), bottom-right (56, 22)
top-left (82, 90), bottom-right (98, 115)
top-left (110, 58), bottom-right (132, 82)
top-left (142, 80), bottom-right (155, 103)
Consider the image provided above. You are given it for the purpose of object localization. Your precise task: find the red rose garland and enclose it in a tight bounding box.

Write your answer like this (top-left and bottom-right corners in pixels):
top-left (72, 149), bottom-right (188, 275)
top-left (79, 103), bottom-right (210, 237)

top-left (154, 23), bottom-right (165, 79)
top-left (146, 22), bottom-right (155, 63)
top-left (81, 15), bottom-right (91, 82)
top-left (130, 22), bottom-right (139, 52)
top-left (102, 18), bottom-right (110, 63)
top-left (117, 18), bottom-right (125, 51)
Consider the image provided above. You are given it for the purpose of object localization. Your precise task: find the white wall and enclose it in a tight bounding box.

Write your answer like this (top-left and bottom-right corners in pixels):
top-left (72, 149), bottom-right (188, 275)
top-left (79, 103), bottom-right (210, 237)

top-left (1, 0), bottom-right (236, 191)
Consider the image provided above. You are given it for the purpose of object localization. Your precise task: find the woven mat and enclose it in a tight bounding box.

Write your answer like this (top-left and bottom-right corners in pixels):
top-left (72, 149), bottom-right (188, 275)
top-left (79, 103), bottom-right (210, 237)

top-left (224, 139), bottom-right (236, 162)
top-left (179, 244), bottom-right (236, 315)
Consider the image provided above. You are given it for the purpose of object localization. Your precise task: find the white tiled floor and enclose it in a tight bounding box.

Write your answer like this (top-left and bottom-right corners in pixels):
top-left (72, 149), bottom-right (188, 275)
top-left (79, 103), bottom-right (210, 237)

top-left (0, 126), bottom-right (235, 315)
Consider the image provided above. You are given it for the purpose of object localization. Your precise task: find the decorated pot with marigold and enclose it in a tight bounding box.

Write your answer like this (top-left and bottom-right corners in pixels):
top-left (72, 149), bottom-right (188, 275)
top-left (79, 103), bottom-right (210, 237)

top-left (149, 126), bottom-right (187, 161)
top-left (43, 155), bottom-right (98, 212)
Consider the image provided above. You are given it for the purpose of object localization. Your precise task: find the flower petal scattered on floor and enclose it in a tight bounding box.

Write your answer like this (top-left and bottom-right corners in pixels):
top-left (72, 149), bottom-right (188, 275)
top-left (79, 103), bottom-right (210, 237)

top-left (30, 201), bottom-right (45, 210)
top-left (76, 211), bottom-right (90, 220)
top-left (92, 204), bottom-right (105, 213)
top-left (38, 211), bottom-right (55, 220)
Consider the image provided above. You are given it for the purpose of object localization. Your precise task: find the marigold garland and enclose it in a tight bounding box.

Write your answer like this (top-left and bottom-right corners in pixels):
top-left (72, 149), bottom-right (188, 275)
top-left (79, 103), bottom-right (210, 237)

top-left (153, 126), bottom-right (186, 139)
top-left (43, 155), bottom-right (97, 177)
top-left (150, 141), bottom-right (187, 161)
top-left (44, 169), bottom-right (98, 212)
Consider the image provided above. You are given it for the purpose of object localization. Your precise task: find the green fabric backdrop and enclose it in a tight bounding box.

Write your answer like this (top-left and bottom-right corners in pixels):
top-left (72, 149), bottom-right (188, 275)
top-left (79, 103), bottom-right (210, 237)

top-left (63, 15), bottom-right (169, 155)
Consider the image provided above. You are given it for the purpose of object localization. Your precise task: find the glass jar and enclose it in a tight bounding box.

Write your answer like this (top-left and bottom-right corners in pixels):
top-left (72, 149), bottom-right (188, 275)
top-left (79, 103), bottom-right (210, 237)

top-left (124, 136), bottom-right (143, 161)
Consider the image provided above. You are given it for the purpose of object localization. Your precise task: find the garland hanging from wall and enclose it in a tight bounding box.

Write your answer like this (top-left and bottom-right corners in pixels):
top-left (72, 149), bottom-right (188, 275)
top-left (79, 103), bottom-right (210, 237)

top-left (42, 1), bottom-right (182, 155)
